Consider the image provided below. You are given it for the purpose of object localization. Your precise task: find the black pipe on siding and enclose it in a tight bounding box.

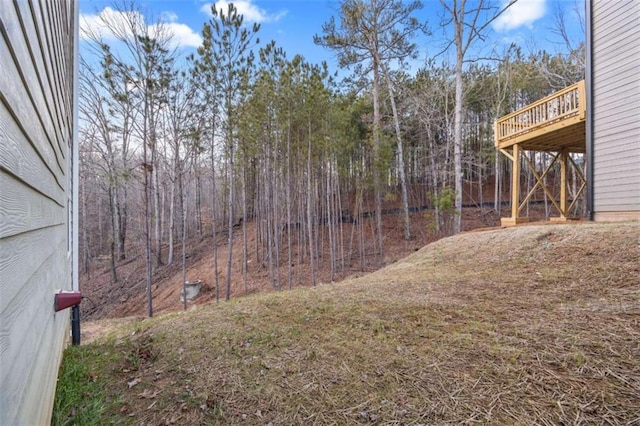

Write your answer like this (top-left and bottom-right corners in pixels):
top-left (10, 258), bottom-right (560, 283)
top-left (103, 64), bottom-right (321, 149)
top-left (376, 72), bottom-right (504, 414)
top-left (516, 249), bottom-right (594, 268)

top-left (71, 305), bottom-right (81, 345)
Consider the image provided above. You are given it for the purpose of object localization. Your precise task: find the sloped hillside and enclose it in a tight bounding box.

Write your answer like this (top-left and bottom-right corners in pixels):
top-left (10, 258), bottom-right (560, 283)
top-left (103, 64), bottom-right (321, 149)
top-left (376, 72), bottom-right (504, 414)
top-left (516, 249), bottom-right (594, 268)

top-left (54, 222), bottom-right (640, 425)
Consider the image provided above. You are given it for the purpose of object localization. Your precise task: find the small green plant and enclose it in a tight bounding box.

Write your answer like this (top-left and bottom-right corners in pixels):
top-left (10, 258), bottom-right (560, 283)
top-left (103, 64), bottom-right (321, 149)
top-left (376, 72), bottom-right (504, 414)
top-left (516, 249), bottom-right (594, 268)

top-left (430, 186), bottom-right (456, 212)
top-left (427, 187), bottom-right (459, 233)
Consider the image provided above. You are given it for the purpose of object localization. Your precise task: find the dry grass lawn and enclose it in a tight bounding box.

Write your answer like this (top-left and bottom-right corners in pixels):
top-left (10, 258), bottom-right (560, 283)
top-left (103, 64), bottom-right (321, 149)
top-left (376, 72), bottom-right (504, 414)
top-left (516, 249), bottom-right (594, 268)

top-left (54, 222), bottom-right (640, 425)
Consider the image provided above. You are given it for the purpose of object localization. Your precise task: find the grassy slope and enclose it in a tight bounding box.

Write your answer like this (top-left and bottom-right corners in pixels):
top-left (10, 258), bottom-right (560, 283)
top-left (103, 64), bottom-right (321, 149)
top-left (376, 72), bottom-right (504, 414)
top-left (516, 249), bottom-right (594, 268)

top-left (54, 222), bottom-right (640, 425)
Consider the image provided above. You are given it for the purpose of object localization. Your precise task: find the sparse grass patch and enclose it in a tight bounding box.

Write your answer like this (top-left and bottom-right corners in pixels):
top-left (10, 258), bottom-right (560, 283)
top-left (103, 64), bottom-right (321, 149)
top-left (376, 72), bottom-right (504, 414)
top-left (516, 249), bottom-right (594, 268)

top-left (52, 343), bottom-right (125, 425)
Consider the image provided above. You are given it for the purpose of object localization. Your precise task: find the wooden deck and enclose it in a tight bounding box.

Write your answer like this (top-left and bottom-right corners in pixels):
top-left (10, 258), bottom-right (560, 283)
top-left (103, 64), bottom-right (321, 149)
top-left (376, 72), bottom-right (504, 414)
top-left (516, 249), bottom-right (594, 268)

top-left (495, 80), bottom-right (586, 152)
top-left (494, 80), bottom-right (587, 226)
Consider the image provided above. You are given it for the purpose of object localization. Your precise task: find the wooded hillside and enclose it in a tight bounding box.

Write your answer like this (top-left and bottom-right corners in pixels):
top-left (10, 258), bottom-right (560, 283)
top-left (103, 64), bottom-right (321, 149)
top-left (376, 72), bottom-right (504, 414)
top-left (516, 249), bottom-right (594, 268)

top-left (79, 1), bottom-right (586, 315)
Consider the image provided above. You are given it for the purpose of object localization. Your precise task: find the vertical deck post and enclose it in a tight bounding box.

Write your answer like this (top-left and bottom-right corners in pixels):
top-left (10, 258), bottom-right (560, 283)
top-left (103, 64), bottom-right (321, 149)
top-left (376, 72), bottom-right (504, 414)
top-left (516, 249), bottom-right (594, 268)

top-left (501, 144), bottom-right (529, 226)
top-left (559, 149), bottom-right (568, 219)
top-left (511, 143), bottom-right (520, 220)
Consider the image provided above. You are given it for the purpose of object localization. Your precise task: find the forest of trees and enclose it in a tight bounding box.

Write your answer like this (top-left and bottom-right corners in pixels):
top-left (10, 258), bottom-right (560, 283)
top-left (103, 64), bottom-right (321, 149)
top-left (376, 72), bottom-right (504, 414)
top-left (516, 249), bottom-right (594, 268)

top-left (79, 0), bottom-right (585, 315)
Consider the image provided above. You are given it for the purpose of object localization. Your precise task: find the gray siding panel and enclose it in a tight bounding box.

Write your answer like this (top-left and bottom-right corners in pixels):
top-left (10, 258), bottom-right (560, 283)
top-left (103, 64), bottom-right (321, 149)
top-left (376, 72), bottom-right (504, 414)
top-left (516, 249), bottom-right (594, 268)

top-left (1, 5), bottom-right (66, 167)
top-left (0, 0), bottom-right (75, 424)
top-left (0, 172), bottom-right (65, 239)
top-left (0, 101), bottom-right (66, 207)
top-left (0, 235), bottom-right (66, 407)
top-left (13, 0), bottom-right (68, 152)
top-left (594, 137), bottom-right (640, 157)
top-left (0, 36), bottom-right (65, 184)
top-left (593, 0), bottom-right (640, 214)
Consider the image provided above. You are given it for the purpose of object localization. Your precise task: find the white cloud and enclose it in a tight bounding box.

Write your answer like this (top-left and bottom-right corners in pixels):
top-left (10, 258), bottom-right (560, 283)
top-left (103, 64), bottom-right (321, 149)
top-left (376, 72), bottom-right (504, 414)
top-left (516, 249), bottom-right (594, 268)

top-left (80, 7), bottom-right (142, 41)
top-left (153, 22), bottom-right (203, 48)
top-left (493, 0), bottom-right (547, 32)
top-left (201, 1), bottom-right (287, 23)
top-left (80, 7), bottom-right (201, 49)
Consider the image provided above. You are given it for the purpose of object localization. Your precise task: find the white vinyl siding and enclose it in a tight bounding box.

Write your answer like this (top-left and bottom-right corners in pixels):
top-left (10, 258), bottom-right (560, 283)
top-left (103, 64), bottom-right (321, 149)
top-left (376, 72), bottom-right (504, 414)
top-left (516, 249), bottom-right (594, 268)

top-left (0, 1), bottom-right (76, 424)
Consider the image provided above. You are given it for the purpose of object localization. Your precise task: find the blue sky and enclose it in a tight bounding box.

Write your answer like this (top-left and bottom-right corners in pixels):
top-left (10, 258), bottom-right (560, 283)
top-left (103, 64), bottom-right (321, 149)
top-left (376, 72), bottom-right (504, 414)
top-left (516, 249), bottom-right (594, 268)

top-left (79, 0), bottom-right (585, 73)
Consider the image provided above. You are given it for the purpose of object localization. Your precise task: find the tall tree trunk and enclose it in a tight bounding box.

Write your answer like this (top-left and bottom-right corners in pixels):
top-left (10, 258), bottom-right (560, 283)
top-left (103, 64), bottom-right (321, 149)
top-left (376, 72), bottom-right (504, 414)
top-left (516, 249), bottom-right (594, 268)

top-left (306, 122), bottom-right (316, 287)
top-left (116, 190), bottom-right (126, 260)
top-left (81, 173), bottom-right (91, 277)
top-left (180, 172), bottom-right (187, 311)
top-left (428, 127), bottom-right (441, 233)
top-left (144, 143), bottom-right (153, 317)
top-left (453, 37), bottom-right (464, 235)
top-left (241, 166), bottom-right (248, 295)
top-left (372, 64), bottom-right (384, 261)
top-left (168, 174), bottom-right (176, 265)
top-left (108, 186), bottom-right (118, 283)
top-left (195, 155), bottom-right (203, 237)
top-left (381, 66), bottom-right (412, 240)
top-left (326, 162), bottom-right (335, 281)
top-left (286, 118), bottom-right (293, 290)
top-left (225, 140), bottom-right (235, 301)
top-left (154, 167), bottom-right (164, 266)
top-left (211, 143), bottom-right (220, 304)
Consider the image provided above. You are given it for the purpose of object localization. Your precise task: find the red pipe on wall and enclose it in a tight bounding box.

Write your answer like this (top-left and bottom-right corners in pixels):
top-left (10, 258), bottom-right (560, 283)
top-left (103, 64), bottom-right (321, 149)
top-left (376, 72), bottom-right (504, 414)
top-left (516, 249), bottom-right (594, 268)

top-left (54, 291), bottom-right (82, 312)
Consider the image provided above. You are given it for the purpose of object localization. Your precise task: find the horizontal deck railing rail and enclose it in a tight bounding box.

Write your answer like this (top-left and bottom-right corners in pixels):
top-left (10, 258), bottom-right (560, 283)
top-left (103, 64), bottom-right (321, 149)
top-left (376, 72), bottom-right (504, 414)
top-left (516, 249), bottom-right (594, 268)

top-left (495, 80), bottom-right (585, 146)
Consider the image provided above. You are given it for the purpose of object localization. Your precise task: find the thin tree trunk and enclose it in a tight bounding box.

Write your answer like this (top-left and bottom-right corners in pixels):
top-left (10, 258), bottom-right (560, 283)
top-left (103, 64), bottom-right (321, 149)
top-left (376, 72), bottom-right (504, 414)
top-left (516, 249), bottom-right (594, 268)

top-left (180, 173), bottom-right (187, 311)
top-left (478, 157), bottom-right (483, 208)
top-left (326, 162), bottom-right (335, 281)
top-left (81, 174), bottom-right (90, 277)
top-left (336, 171), bottom-right (345, 274)
top-left (453, 40), bottom-right (464, 235)
top-left (144, 136), bottom-right (153, 317)
top-left (372, 65), bottom-right (384, 261)
top-left (306, 122), bottom-right (316, 287)
top-left (225, 140), bottom-right (234, 301)
top-left (381, 66), bottom-right (411, 240)
top-left (286, 117), bottom-right (293, 290)
top-left (266, 147), bottom-right (275, 288)
top-left (154, 167), bottom-right (164, 266)
top-left (428, 129), bottom-right (441, 233)
top-left (195, 158), bottom-right (203, 237)
top-left (108, 186), bottom-right (118, 283)
top-left (168, 174), bottom-right (176, 265)
top-left (211, 144), bottom-right (220, 304)
top-left (242, 166), bottom-right (248, 295)
top-left (116, 190), bottom-right (126, 260)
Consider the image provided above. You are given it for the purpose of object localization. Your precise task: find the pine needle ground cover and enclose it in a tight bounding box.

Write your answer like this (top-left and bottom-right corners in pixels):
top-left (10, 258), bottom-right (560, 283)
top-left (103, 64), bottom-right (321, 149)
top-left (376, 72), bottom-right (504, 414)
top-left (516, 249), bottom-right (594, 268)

top-left (54, 222), bottom-right (640, 425)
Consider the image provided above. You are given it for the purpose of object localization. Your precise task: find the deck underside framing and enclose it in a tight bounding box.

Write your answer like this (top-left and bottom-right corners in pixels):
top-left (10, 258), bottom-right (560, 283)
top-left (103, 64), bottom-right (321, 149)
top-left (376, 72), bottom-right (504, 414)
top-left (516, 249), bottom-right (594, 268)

top-left (495, 81), bottom-right (587, 226)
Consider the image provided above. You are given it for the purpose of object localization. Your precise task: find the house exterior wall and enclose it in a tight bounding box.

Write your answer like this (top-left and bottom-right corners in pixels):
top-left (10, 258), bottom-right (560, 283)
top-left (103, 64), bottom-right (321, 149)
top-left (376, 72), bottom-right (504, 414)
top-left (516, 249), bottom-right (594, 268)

top-left (592, 0), bottom-right (640, 220)
top-left (0, 1), bottom-right (76, 424)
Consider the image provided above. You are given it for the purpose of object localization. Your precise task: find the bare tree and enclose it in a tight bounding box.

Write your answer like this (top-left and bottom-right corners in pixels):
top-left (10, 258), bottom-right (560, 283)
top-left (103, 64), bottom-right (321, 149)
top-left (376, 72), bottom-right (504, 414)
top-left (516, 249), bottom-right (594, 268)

top-left (316, 0), bottom-right (424, 257)
top-left (438, 0), bottom-right (516, 234)
top-left (195, 3), bottom-right (260, 300)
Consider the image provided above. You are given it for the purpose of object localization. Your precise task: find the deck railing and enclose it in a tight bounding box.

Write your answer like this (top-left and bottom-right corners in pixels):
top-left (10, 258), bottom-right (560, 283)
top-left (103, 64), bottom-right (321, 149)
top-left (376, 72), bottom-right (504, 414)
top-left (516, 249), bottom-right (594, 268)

top-left (495, 80), bottom-right (585, 146)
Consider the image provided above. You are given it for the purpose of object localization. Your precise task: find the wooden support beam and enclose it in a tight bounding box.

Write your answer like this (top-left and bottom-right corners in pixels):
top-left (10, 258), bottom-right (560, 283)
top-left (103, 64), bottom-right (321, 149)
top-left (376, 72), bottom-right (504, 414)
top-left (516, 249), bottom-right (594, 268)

top-left (520, 152), bottom-right (562, 214)
top-left (560, 149), bottom-right (568, 218)
top-left (511, 144), bottom-right (520, 220)
top-left (567, 154), bottom-right (587, 214)
top-left (500, 144), bottom-right (529, 227)
top-left (499, 148), bottom-right (514, 162)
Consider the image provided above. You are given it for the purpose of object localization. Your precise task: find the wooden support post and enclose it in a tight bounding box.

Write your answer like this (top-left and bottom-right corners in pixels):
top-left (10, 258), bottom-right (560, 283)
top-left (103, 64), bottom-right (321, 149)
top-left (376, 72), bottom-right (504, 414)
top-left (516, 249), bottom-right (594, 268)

top-left (501, 143), bottom-right (528, 227)
top-left (560, 149), bottom-right (567, 217)
top-left (559, 149), bottom-right (568, 220)
top-left (512, 143), bottom-right (520, 219)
